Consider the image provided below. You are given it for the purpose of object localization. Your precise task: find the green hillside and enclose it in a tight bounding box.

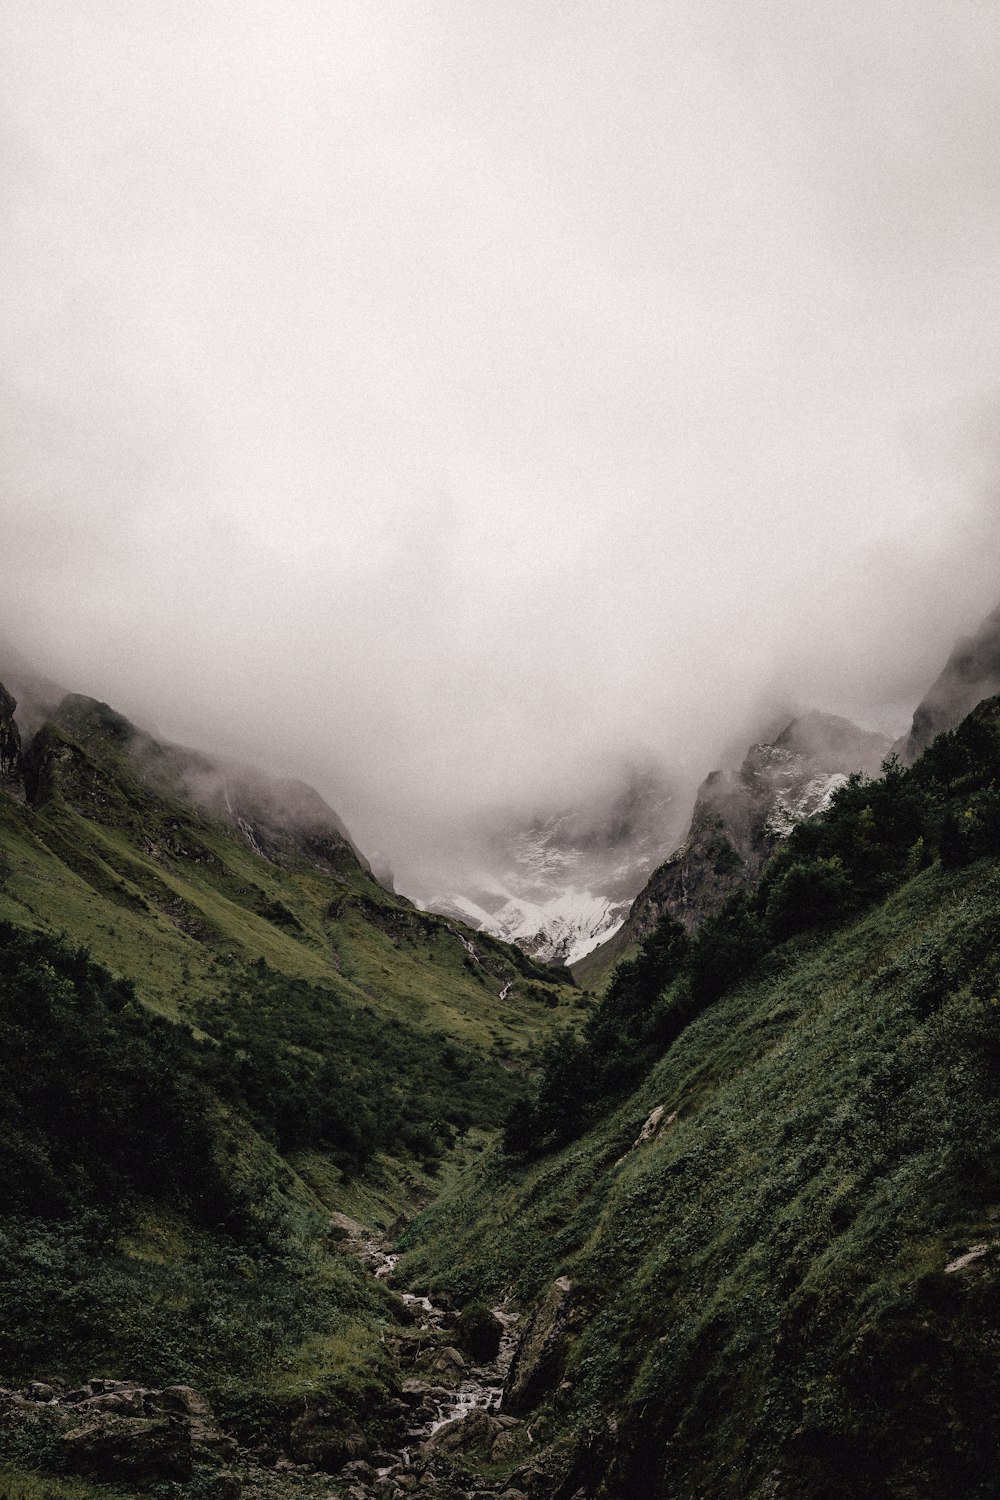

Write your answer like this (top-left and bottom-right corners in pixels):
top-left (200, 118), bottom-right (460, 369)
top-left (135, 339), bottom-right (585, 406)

top-left (0, 687), bottom-right (576, 1494)
top-left (400, 701), bottom-right (1000, 1498)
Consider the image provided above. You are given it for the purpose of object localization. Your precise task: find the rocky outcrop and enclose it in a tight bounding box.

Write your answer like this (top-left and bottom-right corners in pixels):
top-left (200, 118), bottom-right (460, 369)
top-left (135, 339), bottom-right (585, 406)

top-left (288, 1393), bottom-right (370, 1470)
top-left (583, 712), bottom-right (890, 967)
top-left (0, 1378), bottom-right (236, 1486)
top-left (503, 1276), bottom-right (578, 1417)
top-left (899, 601), bottom-right (1000, 762)
top-left (0, 682), bottom-right (23, 798)
top-left (61, 1413), bottom-right (194, 1481)
top-left (456, 1303), bottom-right (504, 1363)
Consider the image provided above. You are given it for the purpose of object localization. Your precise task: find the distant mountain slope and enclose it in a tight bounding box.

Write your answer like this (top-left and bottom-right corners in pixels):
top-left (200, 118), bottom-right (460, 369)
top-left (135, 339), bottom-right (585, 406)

top-left (421, 766), bottom-right (680, 967)
top-left (0, 680), bottom-right (572, 1040)
top-left (900, 599), bottom-right (1000, 762)
top-left (574, 712), bottom-right (890, 988)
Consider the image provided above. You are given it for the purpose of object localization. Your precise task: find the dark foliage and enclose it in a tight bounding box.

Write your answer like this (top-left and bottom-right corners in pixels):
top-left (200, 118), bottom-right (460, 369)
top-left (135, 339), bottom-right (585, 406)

top-left (194, 966), bottom-right (514, 1173)
top-left (0, 922), bottom-right (232, 1224)
top-left (503, 914), bottom-right (689, 1154)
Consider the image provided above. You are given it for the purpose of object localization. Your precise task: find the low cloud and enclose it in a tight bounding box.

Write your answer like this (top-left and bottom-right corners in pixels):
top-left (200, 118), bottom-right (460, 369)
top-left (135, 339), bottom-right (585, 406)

top-left (2, 2), bottom-right (1000, 895)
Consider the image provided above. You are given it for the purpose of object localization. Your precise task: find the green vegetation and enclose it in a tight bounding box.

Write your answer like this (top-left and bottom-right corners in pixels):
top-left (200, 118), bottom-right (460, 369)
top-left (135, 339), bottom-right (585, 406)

top-left (7, 682), bottom-right (1000, 1496)
top-left (401, 701), bottom-right (1000, 1497)
top-left (0, 690), bottom-right (576, 1492)
top-left (508, 698), bottom-right (1000, 1163)
top-left (0, 921), bottom-right (394, 1415)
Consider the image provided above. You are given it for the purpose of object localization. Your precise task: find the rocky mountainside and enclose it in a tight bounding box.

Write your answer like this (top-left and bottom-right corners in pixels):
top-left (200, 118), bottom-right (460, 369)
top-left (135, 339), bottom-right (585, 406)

top-left (421, 766), bottom-right (680, 967)
top-left (898, 600), bottom-right (1000, 762)
top-left (573, 711), bottom-right (890, 986)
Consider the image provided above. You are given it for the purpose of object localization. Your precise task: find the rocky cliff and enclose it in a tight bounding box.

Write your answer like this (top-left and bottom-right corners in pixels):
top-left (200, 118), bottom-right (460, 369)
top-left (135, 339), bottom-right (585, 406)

top-left (899, 600), bottom-right (1000, 762)
top-left (0, 684), bottom-right (22, 799)
top-left (422, 765), bottom-right (680, 967)
top-left (577, 711), bottom-right (890, 979)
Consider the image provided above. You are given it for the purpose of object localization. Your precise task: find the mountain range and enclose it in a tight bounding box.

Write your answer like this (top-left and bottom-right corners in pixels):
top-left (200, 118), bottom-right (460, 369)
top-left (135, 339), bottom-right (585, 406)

top-left (3, 600), bottom-right (1000, 1499)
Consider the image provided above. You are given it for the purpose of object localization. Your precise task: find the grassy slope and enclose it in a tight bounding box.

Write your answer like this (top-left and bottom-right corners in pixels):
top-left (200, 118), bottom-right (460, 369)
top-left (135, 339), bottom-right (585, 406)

top-left (0, 700), bottom-right (576, 1490)
top-left (400, 853), bottom-right (1000, 1498)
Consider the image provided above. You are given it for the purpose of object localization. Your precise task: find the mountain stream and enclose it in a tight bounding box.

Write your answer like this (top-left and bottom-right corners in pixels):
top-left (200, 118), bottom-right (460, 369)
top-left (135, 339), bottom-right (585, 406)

top-left (354, 1243), bottom-right (525, 1492)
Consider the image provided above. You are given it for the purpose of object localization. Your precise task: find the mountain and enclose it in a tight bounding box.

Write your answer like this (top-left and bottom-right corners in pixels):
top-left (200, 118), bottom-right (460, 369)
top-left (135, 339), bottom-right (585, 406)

top-left (401, 693), bottom-right (1000, 1499)
top-left (0, 673), bottom-right (581, 1493)
top-left (420, 766), bottom-right (680, 967)
top-left (8, 605), bottom-right (1000, 1500)
top-left (899, 600), bottom-right (1000, 762)
top-left (573, 710), bottom-right (890, 988)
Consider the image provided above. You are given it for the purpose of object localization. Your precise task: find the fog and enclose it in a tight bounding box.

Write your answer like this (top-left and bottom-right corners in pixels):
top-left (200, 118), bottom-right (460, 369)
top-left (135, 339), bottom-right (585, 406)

top-left (3, 1), bottom-right (1000, 894)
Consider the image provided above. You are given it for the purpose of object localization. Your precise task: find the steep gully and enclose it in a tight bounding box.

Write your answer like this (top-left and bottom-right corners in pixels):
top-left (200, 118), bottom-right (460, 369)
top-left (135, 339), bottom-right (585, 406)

top-left (335, 1224), bottom-right (533, 1498)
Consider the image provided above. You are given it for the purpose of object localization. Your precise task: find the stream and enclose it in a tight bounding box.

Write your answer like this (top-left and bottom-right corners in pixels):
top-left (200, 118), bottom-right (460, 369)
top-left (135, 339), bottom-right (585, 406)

top-left (365, 1244), bottom-right (523, 1485)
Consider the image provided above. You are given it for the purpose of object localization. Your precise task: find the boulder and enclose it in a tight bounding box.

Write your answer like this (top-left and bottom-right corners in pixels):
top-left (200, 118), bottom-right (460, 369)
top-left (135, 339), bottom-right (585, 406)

top-left (289, 1393), bottom-right (369, 1471)
top-left (61, 1414), bottom-right (193, 1481)
top-left (416, 1345), bottom-right (466, 1378)
top-left (189, 1417), bottom-right (238, 1463)
top-left (159, 1384), bottom-right (216, 1420)
top-left (456, 1304), bottom-right (504, 1364)
top-left (421, 1405), bottom-right (500, 1458)
top-left (503, 1277), bottom-right (577, 1417)
top-left (491, 1425), bottom-right (523, 1462)
top-left (77, 1389), bottom-right (149, 1418)
top-left (329, 1211), bottom-right (367, 1241)
top-left (506, 1294), bottom-right (569, 1415)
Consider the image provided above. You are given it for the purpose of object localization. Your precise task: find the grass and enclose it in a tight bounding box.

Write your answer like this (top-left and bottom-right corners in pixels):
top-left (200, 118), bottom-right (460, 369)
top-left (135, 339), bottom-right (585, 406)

top-left (0, 1467), bottom-right (135, 1500)
top-left (399, 855), bottom-right (1000, 1497)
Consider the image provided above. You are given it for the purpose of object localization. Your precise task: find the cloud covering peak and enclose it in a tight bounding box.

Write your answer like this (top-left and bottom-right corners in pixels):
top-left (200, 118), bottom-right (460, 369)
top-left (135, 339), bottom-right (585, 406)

top-left (2, 1), bottom-right (1000, 888)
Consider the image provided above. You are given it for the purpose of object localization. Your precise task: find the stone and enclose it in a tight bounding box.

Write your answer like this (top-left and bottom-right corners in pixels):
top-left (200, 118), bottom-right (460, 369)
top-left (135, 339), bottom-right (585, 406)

top-left (421, 1405), bottom-right (499, 1458)
top-left (159, 1384), bottom-right (215, 1420)
top-left (26, 1381), bottom-right (62, 1402)
top-left (77, 1389), bottom-right (149, 1418)
top-left (455, 1305), bottom-right (504, 1364)
top-left (329, 1211), bottom-right (367, 1241)
top-left (502, 1277), bottom-right (577, 1417)
top-left (491, 1426), bottom-right (522, 1462)
top-left (189, 1417), bottom-right (238, 1463)
top-left (289, 1393), bottom-right (370, 1471)
top-left (214, 1473), bottom-right (242, 1500)
top-left (401, 1379), bottom-right (430, 1406)
top-left (61, 1414), bottom-right (193, 1481)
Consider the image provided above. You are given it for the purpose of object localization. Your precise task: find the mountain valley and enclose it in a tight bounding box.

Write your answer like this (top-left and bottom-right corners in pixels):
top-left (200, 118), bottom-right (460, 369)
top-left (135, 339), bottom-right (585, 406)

top-left (2, 605), bottom-right (1000, 1499)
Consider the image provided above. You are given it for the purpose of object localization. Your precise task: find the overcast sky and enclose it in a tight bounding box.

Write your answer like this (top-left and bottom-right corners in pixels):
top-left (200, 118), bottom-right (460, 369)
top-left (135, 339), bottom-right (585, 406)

top-left (3, 1), bottom-right (1000, 886)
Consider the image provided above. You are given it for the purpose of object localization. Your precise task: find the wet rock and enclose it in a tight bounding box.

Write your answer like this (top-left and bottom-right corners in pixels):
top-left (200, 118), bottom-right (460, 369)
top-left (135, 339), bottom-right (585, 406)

top-left (417, 1345), bottom-right (465, 1378)
top-left (61, 1413), bottom-right (193, 1481)
top-left (421, 1405), bottom-right (500, 1458)
top-left (502, 1277), bottom-right (577, 1417)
